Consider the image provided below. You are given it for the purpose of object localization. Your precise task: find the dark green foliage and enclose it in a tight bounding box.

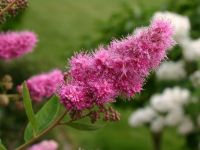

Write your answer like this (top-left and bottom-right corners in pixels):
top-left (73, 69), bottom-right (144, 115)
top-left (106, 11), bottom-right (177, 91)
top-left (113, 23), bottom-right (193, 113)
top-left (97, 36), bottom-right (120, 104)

top-left (0, 139), bottom-right (6, 150)
top-left (0, 103), bottom-right (27, 149)
top-left (0, 11), bottom-right (25, 30)
top-left (185, 132), bottom-right (200, 150)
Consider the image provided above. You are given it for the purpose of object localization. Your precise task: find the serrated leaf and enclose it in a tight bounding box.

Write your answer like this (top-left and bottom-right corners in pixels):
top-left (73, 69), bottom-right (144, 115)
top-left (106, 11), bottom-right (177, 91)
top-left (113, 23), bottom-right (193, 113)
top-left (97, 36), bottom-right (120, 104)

top-left (68, 122), bottom-right (105, 131)
top-left (22, 82), bottom-right (37, 136)
top-left (0, 139), bottom-right (6, 150)
top-left (24, 95), bottom-right (61, 141)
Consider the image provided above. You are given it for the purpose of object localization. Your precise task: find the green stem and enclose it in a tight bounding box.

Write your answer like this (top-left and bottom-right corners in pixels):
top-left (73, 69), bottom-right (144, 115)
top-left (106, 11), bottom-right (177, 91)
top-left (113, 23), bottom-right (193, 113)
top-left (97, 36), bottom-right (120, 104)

top-left (15, 110), bottom-right (67, 150)
top-left (15, 110), bottom-right (93, 149)
top-left (0, 0), bottom-right (18, 16)
top-left (58, 111), bottom-right (92, 125)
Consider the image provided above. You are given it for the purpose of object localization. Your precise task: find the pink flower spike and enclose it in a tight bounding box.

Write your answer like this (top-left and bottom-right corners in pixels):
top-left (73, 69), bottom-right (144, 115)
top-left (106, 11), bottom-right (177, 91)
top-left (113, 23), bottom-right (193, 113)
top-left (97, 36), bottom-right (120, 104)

top-left (58, 18), bottom-right (175, 112)
top-left (0, 31), bottom-right (37, 60)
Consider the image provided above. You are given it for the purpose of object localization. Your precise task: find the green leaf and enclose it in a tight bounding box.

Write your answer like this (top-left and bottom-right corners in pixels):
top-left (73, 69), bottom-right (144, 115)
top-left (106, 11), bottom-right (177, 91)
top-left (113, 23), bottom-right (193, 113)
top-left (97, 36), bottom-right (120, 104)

top-left (67, 122), bottom-right (105, 131)
top-left (22, 82), bottom-right (37, 136)
top-left (24, 95), bottom-right (61, 141)
top-left (0, 139), bottom-right (7, 150)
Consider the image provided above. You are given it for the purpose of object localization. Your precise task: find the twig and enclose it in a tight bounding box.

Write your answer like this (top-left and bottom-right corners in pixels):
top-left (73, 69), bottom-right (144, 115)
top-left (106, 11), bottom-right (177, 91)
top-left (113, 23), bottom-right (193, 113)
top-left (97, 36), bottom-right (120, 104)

top-left (58, 111), bottom-right (92, 125)
top-left (15, 110), bottom-right (68, 150)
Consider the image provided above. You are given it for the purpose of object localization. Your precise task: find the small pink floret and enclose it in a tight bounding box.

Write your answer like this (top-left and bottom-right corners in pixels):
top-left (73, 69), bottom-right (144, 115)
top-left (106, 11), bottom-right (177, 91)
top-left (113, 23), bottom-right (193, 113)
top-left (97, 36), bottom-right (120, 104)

top-left (27, 140), bottom-right (58, 150)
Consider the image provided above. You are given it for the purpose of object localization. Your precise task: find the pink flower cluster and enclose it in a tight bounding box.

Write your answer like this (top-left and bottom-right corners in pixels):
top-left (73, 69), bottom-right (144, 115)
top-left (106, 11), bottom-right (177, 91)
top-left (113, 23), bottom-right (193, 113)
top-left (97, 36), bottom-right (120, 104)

top-left (58, 19), bottom-right (175, 111)
top-left (27, 140), bottom-right (58, 150)
top-left (18, 69), bottom-right (63, 102)
top-left (0, 31), bottom-right (37, 60)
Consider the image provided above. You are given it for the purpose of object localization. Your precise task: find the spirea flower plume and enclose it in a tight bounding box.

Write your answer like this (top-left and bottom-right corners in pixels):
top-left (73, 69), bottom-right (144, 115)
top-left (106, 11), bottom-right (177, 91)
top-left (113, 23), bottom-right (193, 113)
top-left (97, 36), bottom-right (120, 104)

top-left (27, 140), bottom-right (58, 150)
top-left (0, 31), bottom-right (37, 60)
top-left (58, 19), bottom-right (175, 112)
top-left (18, 69), bottom-right (63, 102)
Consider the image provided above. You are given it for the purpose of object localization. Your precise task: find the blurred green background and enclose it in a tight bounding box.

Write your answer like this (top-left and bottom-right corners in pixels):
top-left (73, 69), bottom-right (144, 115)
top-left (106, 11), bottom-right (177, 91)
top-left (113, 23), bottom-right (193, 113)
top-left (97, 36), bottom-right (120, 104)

top-left (1, 0), bottom-right (200, 149)
top-left (0, 0), bottom-right (167, 80)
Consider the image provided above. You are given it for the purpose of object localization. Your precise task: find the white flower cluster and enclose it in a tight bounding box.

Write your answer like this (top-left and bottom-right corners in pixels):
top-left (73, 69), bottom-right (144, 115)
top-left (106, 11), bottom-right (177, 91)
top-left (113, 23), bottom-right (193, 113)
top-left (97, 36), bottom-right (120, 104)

top-left (129, 87), bottom-right (194, 135)
top-left (151, 87), bottom-right (190, 113)
top-left (156, 61), bottom-right (186, 81)
top-left (190, 70), bottom-right (200, 87)
top-left (181, 38), bottom-right (200, 61)
top-left (129, 106), bottom-right (156, 127)
top-left (153, 11), bottom-right (200, 61)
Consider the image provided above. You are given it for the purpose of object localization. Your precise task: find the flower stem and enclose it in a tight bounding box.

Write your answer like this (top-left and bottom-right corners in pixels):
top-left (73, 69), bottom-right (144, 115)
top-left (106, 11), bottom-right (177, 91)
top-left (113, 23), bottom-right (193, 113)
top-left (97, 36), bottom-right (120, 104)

top-left (15, 110), bottom-right (68, 150)
top-left (58, 111), bottom-right (92, 125)
top-left (0, 0), bottom-right (18, 16)
top-left (15, 110), bottom-right (93, 149)
top-left (151, 131), bottom-right (162, 150)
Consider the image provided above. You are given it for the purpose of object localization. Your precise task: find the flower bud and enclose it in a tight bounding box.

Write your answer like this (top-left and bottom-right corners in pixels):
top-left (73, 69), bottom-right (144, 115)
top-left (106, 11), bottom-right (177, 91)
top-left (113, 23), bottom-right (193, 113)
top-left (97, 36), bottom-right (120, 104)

top-left (90, 111), bottom-right (100, 123)
top-left (15, 0), bottom-right (28, 9)
top-left (0, 94), bottom-right (9, 106)
top-left (2, 75), bottom-right (12, 82)
top-left (3, 82), bottom-right (13, 90)
top-left (103, 111), bottom-right (110, 121)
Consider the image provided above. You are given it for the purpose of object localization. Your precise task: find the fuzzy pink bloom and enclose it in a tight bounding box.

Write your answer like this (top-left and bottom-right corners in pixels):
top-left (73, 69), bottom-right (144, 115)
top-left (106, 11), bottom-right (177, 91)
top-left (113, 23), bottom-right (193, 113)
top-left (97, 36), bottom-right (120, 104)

top-left (0, 31), bottom-right (37, 60)
top-left (18, 69), bottom-right (63, 102)
top-left (59, 82), bottom-right (94, 110)
top-left (58, 19), bottom-right (175, 111)
top-left (27, 140), bottom-right (58, 150)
